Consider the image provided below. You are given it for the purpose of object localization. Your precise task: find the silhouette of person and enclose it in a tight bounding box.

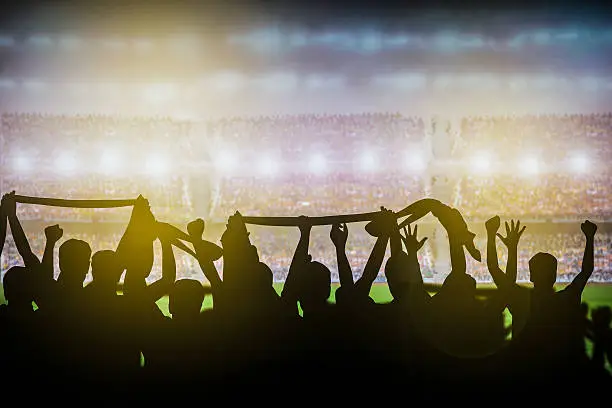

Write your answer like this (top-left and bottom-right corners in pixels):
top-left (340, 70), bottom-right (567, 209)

top-left (485, 216), bottom-right (526, 339)
top-left (508, 220), bottom-right (600, 384)
top-left (590, 305), bottom-right (612, 377)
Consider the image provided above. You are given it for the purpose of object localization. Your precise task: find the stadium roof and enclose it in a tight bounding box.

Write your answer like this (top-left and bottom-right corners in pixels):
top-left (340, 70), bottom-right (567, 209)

top-left (2, 0), bottom-right (612, 35)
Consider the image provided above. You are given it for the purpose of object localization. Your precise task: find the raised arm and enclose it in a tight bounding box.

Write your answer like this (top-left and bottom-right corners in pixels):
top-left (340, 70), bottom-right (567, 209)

top-left (281, 216), bottom-right (311, 309)
top-left (146, 222), bottom-right (178, 303)
top-left (497, 219), bottom-right (525, 285)
top-left (354, 207), bottom-right (395, 296)
top-left (40, 224), bottom-right (63, 282)
top-left (485, 216), bottom-right (525, 290)
top-left (448, 234), bottom-right (467, 276)
top-left (2, 191), bottom-right (40, 268)
top-left (567, 220), bottom-right (597, 294)
top-left (330, 223), bottom-right (352, 288)
top-left (188, 218), bottom-right (224, 297)
top-left (399, 224), bottom-right (427, 287)
top-left (119, 196), bottom-right (157, 299)
top-left (0, 201), bottom-right (7, 259)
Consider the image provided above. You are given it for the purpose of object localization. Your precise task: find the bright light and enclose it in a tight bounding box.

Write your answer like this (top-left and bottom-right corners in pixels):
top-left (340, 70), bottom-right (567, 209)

top-left (99, 150), bottom-right (123, 174)
top-left (257, 156), bottom-right (280, 176)
top-left (470, 152), bottom-right (491, 173)
top-left (13, 156), bottom-right (31, 173)
top-left (214, 151), bottom-right (238, 174)
top-left (55, 153), bottom-right (78, 174)
top-left (520, 156), bottom-right (540, 175)
top-left (0, 36), bottom-right (15, 47)
top-left (308, 154), bottom-right (328, 175)
top-left (570, 154), bottom-right (589, 173)
top-left (28, 35), bottom-right (53, 47)
top-left (359, 151), bottom-right (378, 172)
top-left (59, 36), bottom-right (82, 50)
top-left (144, 84), bottom-right (176, 104)
top-left (145, 154), bottom-right (168, 176)
top-left (406, 151), bottom-right (426, 173)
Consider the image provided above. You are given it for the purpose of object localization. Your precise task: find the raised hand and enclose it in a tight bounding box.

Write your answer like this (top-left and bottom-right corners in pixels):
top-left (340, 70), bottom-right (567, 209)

top-left (581, 220), bottom-right (597, 239)
top-left (400, 224), bottom-right (428, 252)
top-left (297, 215), bottom-right (312, 235)
top-left (365, 206), bottom-right (396, 237)
top-left (485, 215), bottom-right (501, 234)
top-left (497, 219), bottom-right (526, 248)
top-left (44, 224), bottom-right (64, 243)
top-left (1, 191), bottom-right (17, 217)
top-left (330, 223), bottom-right (348, 248)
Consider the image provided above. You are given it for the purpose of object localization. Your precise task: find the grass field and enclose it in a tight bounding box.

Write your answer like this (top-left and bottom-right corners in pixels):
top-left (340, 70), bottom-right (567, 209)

top-left (155, 282), bottom-right (612, 318)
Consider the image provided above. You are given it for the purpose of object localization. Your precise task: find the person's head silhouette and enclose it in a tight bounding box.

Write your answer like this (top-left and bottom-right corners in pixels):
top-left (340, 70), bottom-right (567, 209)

top-left (384, 252), bottom-right (421, 301)
top-left (528, 252), bottom-right (557, 290)
top-left (91, 250), bottom-right (123, 291)
top-left (298, 261), bottom-right (331, 314)
top-left (169, 279), bottom-right (205, 321)
top-left (441, 271), bottom-right (477, 298)
top-left (58, 238), bottom-right (92, 291)
top-left (2, 266), bottom-right (35, 310)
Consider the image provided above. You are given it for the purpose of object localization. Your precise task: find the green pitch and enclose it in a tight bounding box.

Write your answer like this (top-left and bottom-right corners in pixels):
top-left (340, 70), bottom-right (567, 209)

top-left (155, 282), bottom-right (612, 317)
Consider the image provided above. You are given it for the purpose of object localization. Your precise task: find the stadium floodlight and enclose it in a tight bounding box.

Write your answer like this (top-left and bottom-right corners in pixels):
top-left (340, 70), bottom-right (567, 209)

top-left (144, 83), bottom-right (176, 104)
top-left (144, 153), bottom-right (168, 176)
top-left (99, 150), bottom-right (123, 174)
top-left (28, 35), bottom-right (53, 47)
top-left (570, 153), bottom-right (589, 174)
top-left (257, 155), bottom-right (280, 177)
top-left (101, 38), bottom-right (127, 50)
top-left (54, 152), bottom-right (78, 174)
top-left (406, 151), bottom-right (426, 173)
top-left (133, 38), bottom-right (154, 52)
top-left (214, 151), bottom-right (238, 174)
top-left (358, 151), bottom-right (378, 173)
top-left (0, 78), bottom-right (16, 89)
top-left (13, 156), bottom-right (31, 173)
top-left (308, 153), bottom-right (328, 175)
top-left (59, 36), bottom-right (82, 50)
top-left (210, 71), bottom-right (245, 92)
top-left (470, 152), bottom-right (492, 173)
top-left (519, 156), bottom-right (540, 175)
top-left (23, 80), bottom-right (46, 92)
top-left (0, 35), bottom-right (15, 47)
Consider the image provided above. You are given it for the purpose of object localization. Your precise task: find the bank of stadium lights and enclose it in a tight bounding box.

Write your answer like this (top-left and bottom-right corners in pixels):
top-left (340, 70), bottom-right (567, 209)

top-left (519, 156), bottom-right (541, 176)
top-left (209, 72), bottom-right (246, 92)
top-left (0, 79), bottom-right (16, 89)
top-left (23, 80), bottom-right (46, 92)
top-left (405, 151), bottom-right (426, 173)
top-left (358, 151), bottom-right (379, 173)
top-left (580, 77), bottom-right (600, 92)
top-left (54, 153), bottom-right (78, 175)
top-left (132, 38), bottom-right (154, 52)
top-left (256, 156), bottom-right (280, 177)
top-left (144, 153), bottom-right (168, 176)
top-left (58, 36), bottom-right (83, 50)
top-left (214, 151), bottom-right (238, 174)
top-left (570, 154), bottom-right (590, 174)
top-left (99, 150), bottom-right (123, 174)
top-left (0, 35), bottom-right (14, 47)
top-left (27, 35), bottom-right (53, 47)
top-left (143, 84), bottom-right (176, 104)
top-left (13, 156), bottom-right (31, 173)
top-left (470, 152), bottom-right (492, 174)
top-left (308, 154), bottom-right (328, 175)
top-left (101, 38), bottom-right (127, 50)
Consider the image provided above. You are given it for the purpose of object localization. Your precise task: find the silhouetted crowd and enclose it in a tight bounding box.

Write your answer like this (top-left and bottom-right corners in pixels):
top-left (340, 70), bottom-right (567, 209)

top-left (1, 191), bottom-right (611, 402)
